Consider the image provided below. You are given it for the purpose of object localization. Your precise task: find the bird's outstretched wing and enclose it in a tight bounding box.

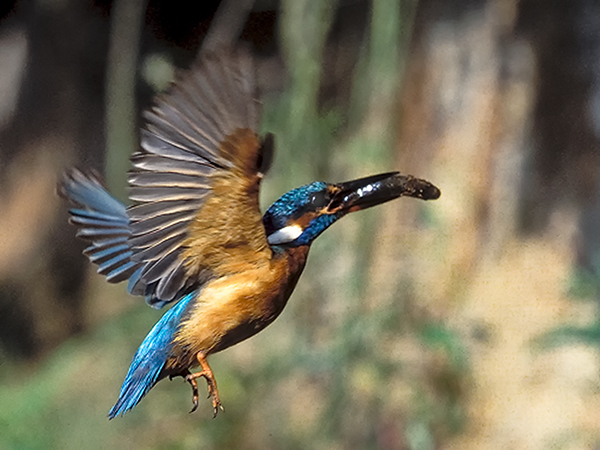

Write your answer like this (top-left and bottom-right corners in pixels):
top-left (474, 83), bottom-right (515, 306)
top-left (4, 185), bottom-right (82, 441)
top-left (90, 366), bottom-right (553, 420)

top-left (61, 51), bottom-right (274, 308)
top-left (127, 50), bottom-right (274, 307)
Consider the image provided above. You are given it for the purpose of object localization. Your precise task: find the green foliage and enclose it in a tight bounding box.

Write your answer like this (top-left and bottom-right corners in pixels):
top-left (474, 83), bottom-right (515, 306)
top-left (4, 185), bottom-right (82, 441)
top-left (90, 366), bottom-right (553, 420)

top-left (568, 259), bottom-right (600, 301)
top-left (536, 261), bottom-right (600, 350)
top-left (534, 324), bottom-right (600, 350)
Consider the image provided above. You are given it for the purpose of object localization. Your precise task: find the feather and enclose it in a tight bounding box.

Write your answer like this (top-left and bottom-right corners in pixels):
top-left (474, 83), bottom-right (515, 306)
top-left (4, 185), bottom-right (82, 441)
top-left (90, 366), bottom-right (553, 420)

top-left (130, 154), bottom-right (214, 177)
top-left (129, 221), bottom-right (190, 250)
top-left (105, 260), bottom-right (139, 283)
top-left (125, 50), bottom-right (269, 305)
top-left (87, 243), bottom-right (130, 265)
top-left (127, 199), bottom-right (204, 221)
top-left (58, 169), bottom-right (141, 285)
top-left (108, 290), bottom-right (197, 419)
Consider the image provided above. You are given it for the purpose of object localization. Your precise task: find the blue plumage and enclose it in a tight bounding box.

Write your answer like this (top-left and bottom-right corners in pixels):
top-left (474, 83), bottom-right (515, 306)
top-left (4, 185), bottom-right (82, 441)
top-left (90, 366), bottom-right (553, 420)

top-left (62, 177), bottom-right (127, 220)
top-left (264, 182), bottom-right (328, 228)
top-left (88, 244), bottom-right (130, 264)
top-left (263, 182), bottom-right (343, 246)
top-left (61, 172), bottom-right (138, 284)
top-left (295, 214), bottom-right (339, 246)
top-left (108, 290), bottom-right (197, 419)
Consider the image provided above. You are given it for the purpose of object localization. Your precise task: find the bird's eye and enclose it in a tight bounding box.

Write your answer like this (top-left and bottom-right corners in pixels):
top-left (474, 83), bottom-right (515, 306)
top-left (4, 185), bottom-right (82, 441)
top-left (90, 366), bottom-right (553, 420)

top-left (311, 191), bottom-right (328, 208)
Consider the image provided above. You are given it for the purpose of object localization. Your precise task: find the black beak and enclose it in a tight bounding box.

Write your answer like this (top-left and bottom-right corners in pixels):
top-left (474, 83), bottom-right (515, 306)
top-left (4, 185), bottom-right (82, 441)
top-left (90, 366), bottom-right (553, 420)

top-left (332, 171), bottom-right (441, 213)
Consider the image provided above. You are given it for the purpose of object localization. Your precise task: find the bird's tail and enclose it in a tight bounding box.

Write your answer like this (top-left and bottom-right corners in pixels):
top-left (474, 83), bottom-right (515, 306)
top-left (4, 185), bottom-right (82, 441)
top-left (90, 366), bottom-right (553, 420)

top-left (108, 290), bottom-right (197, 419)
top-left (58, 169), bottom-right (140, 284)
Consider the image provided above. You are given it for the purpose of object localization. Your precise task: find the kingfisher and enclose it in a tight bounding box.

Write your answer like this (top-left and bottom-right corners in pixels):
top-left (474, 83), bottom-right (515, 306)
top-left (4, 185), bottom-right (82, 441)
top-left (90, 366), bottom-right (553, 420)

top-left (59, 50), bottom-right (440, 419)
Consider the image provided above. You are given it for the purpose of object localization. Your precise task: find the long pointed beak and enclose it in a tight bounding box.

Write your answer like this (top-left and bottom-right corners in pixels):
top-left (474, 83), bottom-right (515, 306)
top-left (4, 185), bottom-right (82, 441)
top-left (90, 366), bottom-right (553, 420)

top-left (332, 171), bottom-right (441, 213)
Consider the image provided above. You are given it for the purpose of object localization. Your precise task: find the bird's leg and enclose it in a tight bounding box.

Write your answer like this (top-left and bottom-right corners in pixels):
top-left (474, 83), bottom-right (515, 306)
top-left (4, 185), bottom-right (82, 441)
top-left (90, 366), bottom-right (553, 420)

top-left (185, 352), bottom-right (223, 418)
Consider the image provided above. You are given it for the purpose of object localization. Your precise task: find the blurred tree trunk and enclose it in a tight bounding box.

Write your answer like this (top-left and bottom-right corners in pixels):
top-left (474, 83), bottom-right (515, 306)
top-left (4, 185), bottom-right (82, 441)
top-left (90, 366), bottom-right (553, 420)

top-left (0, 0), bottom-right (108, 358)
top-left (371, 0), bottom-right (600, 448)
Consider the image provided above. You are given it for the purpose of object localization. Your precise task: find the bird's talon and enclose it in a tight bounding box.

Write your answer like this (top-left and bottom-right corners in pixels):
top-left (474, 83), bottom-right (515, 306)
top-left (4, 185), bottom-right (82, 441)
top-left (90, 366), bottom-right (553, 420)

top-left (185, 353), bottom-right (223, 417)
top-left (211, 400), bottom-right (223, 418)
top-left (190, 389), bottom-right (199, 413)
top-left (185, 372), bottom-right (200, 414)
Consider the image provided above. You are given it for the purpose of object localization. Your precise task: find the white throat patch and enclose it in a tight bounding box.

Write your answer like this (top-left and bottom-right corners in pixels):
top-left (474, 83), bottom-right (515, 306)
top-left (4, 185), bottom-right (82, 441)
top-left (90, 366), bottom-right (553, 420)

top-left (267, 224), bottom-right (303, 245)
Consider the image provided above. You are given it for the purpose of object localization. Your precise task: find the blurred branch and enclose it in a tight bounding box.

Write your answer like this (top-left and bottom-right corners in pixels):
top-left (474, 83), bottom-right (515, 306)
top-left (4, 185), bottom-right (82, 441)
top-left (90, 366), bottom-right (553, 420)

top-left (202, 0), bottom-right (256, 54)
top-left (278, 0), bottom-right (339, 183)
top-left (348, 0), bottom-right (416, 171)
top-left (0, 29), bottom-right (28, 131)
top-left (346, 0), bottom-right (412, 300)
top-left (104, 0), bottom-right (148, 201)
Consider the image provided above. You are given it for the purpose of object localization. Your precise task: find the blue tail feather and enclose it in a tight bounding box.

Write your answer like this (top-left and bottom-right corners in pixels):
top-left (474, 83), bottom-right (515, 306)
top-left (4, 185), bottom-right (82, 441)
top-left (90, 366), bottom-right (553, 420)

top-left (108, 290), bottom-right (197, 419)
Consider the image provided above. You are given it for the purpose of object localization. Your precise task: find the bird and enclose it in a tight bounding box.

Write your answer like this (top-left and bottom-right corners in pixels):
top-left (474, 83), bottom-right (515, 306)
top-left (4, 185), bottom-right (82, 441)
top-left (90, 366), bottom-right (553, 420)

top-left (58, 49), bottom-right (440, 419)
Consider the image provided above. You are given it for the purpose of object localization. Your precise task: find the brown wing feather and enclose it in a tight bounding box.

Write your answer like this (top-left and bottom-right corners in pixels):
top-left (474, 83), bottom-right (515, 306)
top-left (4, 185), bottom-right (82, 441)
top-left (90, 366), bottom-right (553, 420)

top-left (181, 128), bottom-right (271, 279)
top-left (127, 51), bottom-right (271, 307)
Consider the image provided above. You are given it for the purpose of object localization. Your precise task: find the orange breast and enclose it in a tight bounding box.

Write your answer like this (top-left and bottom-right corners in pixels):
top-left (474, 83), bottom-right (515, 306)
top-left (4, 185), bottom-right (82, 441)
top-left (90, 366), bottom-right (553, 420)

top-left (170, 246), bottom-right (309, 367)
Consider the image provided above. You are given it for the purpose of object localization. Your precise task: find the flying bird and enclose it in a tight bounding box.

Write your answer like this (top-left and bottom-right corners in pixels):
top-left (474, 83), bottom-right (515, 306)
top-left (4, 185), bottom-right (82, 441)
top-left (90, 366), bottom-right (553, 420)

top-left (59, 50), bottom-right (440, 419)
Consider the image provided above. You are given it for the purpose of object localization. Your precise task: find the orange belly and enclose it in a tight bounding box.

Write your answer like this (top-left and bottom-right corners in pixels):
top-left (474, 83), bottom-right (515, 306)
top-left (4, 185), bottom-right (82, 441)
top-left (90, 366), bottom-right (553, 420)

top-left (164, 246), bottom-right (308, 372)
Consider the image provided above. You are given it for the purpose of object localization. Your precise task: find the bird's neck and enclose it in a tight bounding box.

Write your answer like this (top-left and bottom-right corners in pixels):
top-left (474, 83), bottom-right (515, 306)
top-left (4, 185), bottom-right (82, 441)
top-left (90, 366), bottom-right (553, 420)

top-left (270, 244), bottom-right (309, 269)
top-left (274, 245), bottom-right (310, 304)
top-left (282, 245), bottom-right (310, 273)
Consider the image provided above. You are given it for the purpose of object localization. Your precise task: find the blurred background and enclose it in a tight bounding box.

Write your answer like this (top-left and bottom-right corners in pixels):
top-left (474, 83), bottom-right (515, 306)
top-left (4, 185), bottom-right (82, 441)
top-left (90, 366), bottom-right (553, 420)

top-left (1, 0), bottom-right (600, 449)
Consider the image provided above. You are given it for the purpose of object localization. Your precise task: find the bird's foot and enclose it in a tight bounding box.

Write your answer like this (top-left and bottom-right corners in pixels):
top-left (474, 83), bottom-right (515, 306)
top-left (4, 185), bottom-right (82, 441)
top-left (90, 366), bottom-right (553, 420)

top-left (168, 369), bottom-right (201, 413)
top-left (185, 372), bottom-right (222, 418)
top-left (185, 352), bottom-right (223, 418)
top-left (186, 375), bottom-right (200, 413)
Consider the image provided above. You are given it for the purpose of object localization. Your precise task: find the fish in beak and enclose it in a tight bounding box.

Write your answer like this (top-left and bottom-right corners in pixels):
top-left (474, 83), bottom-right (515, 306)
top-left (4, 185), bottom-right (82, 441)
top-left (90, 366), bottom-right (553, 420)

top-left (330, 172), bottom-right (441, 214)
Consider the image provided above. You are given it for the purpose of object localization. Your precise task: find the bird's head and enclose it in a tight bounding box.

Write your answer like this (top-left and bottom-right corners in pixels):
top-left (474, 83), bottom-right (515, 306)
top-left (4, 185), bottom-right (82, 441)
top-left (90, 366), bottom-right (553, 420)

top-left (263, 172), bottom-right (440, 247)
